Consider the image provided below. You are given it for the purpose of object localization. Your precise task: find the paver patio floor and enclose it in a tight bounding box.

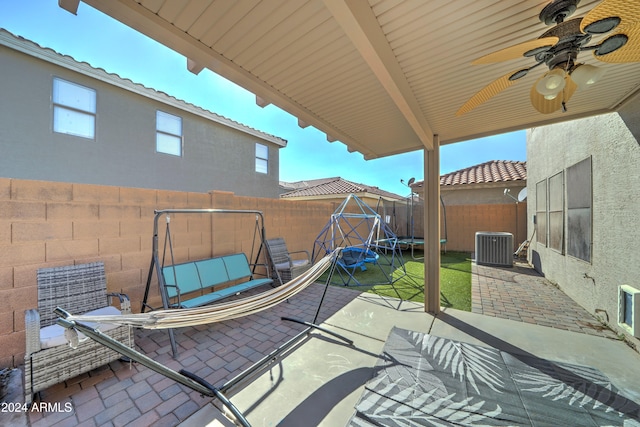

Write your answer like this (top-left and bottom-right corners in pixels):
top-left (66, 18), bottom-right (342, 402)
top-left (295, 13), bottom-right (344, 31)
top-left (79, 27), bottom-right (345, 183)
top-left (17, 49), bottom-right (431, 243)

top-left (21, 260), bottom-right (628, 426)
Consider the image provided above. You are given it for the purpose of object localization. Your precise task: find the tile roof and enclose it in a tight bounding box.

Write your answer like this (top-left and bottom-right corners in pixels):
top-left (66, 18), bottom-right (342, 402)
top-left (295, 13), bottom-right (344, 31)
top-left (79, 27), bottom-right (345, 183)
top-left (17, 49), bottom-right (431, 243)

top-left (280, 177), bottom-right (404, 200)
top-left (441, 160), bottom-right (526, 186)
top-left (410, 160), bottom-right (526, 189)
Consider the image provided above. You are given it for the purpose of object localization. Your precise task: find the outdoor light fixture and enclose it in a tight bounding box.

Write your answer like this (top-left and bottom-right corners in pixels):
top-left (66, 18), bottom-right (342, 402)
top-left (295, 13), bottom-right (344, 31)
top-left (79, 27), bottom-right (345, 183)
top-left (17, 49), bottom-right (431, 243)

top-left (535, 68), bottom-right (566, 99)
top-left (570, 63), bottom-right (606, 89)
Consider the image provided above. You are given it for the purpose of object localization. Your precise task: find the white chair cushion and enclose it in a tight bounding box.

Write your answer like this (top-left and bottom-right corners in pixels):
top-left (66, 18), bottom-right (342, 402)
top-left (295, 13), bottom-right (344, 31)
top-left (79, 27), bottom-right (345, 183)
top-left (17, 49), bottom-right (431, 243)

top-left (39, 306), bottom-right (122, 349)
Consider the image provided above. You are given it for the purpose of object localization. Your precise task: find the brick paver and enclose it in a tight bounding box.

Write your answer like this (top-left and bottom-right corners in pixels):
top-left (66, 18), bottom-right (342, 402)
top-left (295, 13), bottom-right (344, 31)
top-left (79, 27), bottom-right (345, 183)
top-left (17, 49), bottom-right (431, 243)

top-left (23, 261), bottom-right (620, 426)
top-left (27, 283), bottom-right (361, 427)
top-left (472, 261), bottom-right (618, 339)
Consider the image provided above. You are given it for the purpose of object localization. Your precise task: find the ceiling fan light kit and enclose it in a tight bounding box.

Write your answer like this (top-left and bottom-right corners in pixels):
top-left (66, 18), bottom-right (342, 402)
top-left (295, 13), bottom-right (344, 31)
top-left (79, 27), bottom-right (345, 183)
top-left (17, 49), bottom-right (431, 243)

top-left (456, 0), bottom-right (640, 116)
top-left (570, 63), bottom-right (606, 88)
top-left (536, 68), bottom-right (567, 97)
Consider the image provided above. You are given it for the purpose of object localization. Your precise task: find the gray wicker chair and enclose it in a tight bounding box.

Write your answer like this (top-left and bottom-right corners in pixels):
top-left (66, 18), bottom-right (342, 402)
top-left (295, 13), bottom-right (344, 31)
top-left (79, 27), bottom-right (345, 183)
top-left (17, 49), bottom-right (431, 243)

top-left (24, 262), bottom-right (134, 404)
top-left (266, 238), bottom-right (312, 285)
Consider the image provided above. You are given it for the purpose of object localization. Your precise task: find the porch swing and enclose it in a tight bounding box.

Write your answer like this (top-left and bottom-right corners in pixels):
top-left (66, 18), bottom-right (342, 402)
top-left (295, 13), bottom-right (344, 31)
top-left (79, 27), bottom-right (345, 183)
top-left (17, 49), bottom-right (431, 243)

top-left (52, 209), bottom-right (351, 426)
top-left (141, 209), bottom-right (271, 311)
top-left (140, 209), bottom-right (349, 357)
top-left (54, 247), bottom-right (348, 427)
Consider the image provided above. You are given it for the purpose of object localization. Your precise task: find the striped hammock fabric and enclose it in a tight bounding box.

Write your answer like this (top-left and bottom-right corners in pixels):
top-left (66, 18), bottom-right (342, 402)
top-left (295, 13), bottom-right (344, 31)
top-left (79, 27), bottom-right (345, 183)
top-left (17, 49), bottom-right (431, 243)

top-left (63, 250), bottom-right (338, 330)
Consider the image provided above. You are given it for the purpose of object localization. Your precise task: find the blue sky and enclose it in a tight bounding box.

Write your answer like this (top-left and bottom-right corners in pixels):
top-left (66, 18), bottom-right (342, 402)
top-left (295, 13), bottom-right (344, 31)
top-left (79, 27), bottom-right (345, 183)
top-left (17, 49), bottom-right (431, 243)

top-left (0, 1), bottom-right (526, 197)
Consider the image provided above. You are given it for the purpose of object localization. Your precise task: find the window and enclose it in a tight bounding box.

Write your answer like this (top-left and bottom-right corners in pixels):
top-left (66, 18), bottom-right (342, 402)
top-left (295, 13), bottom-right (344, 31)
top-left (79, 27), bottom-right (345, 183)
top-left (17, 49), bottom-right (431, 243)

top-left (548, 171), bottom-right (564, 253)
top-left (52, 77), bottom-right (96, 139)
top-left (255, 143), bottom-right (268, 174)
top-left (156, 111), bottom-right (182, 156)
top-left (536, 179), bottom-right (547, 246)
top-left (566, 157), bottom-right (592, 262)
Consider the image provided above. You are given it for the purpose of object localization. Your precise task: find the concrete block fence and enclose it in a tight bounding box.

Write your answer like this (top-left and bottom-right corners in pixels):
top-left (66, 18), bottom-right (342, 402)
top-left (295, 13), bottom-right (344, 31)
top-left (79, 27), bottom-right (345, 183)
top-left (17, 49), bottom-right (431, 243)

top-left (0, 178), bottom-right (335, 367)
top-left (0, 177), bottom-right (523, 366)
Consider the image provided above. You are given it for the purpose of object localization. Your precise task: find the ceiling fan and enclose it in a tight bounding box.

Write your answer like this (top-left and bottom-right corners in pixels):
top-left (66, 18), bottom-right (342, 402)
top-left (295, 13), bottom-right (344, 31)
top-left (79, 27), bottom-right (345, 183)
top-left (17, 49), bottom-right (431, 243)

top-left (456, 0), bottom-right (640, 116)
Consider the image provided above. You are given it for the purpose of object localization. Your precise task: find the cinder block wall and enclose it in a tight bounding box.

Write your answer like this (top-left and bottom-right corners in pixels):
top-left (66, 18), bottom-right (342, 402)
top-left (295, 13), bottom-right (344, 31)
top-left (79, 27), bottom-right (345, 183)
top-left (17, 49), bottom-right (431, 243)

top-left (0, 178), bottom-right (335, 367)
top-left (443, 203), bottom-right (527, 252)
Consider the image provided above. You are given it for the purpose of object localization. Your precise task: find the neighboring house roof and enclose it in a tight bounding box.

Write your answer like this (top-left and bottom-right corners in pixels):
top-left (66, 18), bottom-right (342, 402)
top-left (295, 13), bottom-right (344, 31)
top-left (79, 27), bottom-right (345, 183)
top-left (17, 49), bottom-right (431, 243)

top-left (411, 160), bottom-right (527, 189)
top-left (0, 28), bottom-right (286, 147)
top-left (280, 177), bottom-right (404, 201)
top-left (279, 178), bottom-right (338, 192)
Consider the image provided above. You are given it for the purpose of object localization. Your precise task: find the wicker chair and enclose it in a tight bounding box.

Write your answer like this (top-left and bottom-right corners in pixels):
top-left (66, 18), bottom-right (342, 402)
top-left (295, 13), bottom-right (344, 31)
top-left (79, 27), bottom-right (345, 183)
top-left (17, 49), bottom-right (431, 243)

top-left (266, 238), bottom-right (312, 285)
top-left (24, 262), bottom-right (134, 404)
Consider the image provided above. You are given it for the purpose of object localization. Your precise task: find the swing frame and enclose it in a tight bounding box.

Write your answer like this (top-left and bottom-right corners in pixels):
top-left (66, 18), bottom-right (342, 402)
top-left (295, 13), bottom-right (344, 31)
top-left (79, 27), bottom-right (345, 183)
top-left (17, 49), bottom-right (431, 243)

top-left (140, 208), bottom-right (351, 358)
top-left (141, 209), bottom-right (271, 356)
top-left (55, 248), bottom-right (351, 427)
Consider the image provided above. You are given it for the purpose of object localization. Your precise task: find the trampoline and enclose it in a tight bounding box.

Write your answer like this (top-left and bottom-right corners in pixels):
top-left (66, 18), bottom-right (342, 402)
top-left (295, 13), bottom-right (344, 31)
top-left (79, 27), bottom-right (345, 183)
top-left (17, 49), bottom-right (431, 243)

top-left (394, 236), bottom-right (422, 260)
top-left (396, 236), bottom-right (447, 260)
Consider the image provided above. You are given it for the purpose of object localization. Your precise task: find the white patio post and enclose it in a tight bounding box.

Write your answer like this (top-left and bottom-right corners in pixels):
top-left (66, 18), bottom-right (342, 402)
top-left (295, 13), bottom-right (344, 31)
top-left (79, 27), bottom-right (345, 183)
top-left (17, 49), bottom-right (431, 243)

top-left (424, 135), bottom-right (440, 314)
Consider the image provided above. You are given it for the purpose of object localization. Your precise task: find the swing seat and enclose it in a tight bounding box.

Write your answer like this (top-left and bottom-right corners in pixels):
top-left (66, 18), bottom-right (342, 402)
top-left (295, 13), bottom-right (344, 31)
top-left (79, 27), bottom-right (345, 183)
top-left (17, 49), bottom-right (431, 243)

top-left (338, 247), bottom-right (379, 270)
top-left (162, 253), bottom-right (273, 308)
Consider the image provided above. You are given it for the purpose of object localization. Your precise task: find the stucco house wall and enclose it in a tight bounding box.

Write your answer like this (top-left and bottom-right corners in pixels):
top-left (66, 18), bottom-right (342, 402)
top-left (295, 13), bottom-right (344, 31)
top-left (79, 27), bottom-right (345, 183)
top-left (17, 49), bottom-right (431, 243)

top-left (0, 30), bottom-right (284, 198)
top-left (527, 110), bottom-right (640, 344)
top-left (441, 183), bottom-right (526, 206)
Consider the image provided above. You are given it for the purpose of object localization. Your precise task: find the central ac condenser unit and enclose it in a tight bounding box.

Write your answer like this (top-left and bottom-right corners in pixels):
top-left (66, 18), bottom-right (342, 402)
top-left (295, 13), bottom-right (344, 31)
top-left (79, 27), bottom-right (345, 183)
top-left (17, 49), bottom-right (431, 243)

top-left (475, 232), bottom-right (513, 267)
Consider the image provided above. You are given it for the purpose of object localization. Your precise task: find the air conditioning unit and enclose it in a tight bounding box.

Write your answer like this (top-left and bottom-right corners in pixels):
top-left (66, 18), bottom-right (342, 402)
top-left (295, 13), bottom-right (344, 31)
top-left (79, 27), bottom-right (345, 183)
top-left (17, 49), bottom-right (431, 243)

top-left (475, 232), bottom-right (513, 267)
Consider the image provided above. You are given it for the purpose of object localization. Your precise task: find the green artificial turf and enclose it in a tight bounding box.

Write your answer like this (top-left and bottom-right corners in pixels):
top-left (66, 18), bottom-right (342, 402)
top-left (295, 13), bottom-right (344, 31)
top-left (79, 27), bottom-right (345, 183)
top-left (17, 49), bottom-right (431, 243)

top-left (439, 251), bottom-right (473, 311)
top-left (326, 250), bottom-right (472, 311)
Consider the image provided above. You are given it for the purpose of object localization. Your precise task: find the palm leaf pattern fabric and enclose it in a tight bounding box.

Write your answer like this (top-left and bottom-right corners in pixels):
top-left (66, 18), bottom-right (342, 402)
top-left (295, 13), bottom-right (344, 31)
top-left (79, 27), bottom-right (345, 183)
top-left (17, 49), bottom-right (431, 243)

top-left (350, 327), bottom-right (640, 426)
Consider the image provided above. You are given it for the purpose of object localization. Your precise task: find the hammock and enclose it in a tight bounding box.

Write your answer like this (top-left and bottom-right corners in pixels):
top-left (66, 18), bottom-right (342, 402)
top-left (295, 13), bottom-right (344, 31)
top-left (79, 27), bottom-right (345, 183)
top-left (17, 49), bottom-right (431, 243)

top-left (63, 249), bottom-right (338, 330)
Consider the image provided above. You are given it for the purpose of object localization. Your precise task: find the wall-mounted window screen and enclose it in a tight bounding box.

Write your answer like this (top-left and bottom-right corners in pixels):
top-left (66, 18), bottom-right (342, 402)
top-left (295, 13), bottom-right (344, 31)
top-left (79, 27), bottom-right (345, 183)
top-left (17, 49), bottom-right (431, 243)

top-left (52, 78), bottom-right (96, 139)
top-left (548, 171), bottom-right (564, 253)
top-left (566, 157), bottom-right (592, 262)
top-left (536, 179), bottom-right (547, 246)
top-left (156, 111), bottom-right (182, 156)
top-left (256, 143), bottom-right (268, 174)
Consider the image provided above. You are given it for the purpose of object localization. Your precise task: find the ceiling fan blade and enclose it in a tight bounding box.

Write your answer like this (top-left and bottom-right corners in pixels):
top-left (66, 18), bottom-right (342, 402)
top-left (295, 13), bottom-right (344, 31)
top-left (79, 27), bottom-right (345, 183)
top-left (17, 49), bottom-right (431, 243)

top-left (530, 74), bottom-right (578, 114)
top-left (472, 37), bottom-right (559, 65)
top-left (456, 71), bottom-right (520, 116)
top-left (581, 0), bottom-right (640, 34)
top-left (593, 26), bottom-right (640, 63)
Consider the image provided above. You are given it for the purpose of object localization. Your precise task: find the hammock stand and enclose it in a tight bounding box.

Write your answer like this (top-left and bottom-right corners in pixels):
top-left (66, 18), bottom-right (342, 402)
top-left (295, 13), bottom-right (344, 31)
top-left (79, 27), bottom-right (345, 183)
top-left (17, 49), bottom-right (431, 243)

top-left (55, 249), bottom-right (349, 427)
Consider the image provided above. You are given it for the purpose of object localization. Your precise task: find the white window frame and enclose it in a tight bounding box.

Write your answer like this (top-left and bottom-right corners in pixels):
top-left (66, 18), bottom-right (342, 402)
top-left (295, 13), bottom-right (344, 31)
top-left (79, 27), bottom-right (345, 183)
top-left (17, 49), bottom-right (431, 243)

top-left (156, 110), bottom-right (183, 156)
top-left (255, 143), bottom-right (268, 174)
top-left (52, 77), bottom-right (96, 139)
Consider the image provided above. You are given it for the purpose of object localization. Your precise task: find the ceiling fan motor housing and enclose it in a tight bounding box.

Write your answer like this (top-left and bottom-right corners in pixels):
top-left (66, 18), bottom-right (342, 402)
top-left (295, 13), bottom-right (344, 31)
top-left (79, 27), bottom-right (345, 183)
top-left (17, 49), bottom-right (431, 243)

top-left (539, 18), bottom-right (592, 71)
top-left (539, 0), bottom-right (580, 25)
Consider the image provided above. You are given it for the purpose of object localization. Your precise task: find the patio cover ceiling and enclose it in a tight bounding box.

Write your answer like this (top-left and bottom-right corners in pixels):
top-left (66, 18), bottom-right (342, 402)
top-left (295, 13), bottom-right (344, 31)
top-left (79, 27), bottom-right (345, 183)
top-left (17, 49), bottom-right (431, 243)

top-left (63, 0), bottom-right (640, 159)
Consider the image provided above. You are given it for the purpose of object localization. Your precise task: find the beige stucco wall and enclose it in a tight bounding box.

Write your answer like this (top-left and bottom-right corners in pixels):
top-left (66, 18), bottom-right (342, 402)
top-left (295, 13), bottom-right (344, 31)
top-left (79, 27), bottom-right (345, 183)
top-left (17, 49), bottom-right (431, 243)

top-left (0, 34), bottom-right (283, 198)
top-left (441, 182), bottom-right (526, 206)
top-left (527, 111), bottom-right (640, 345)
